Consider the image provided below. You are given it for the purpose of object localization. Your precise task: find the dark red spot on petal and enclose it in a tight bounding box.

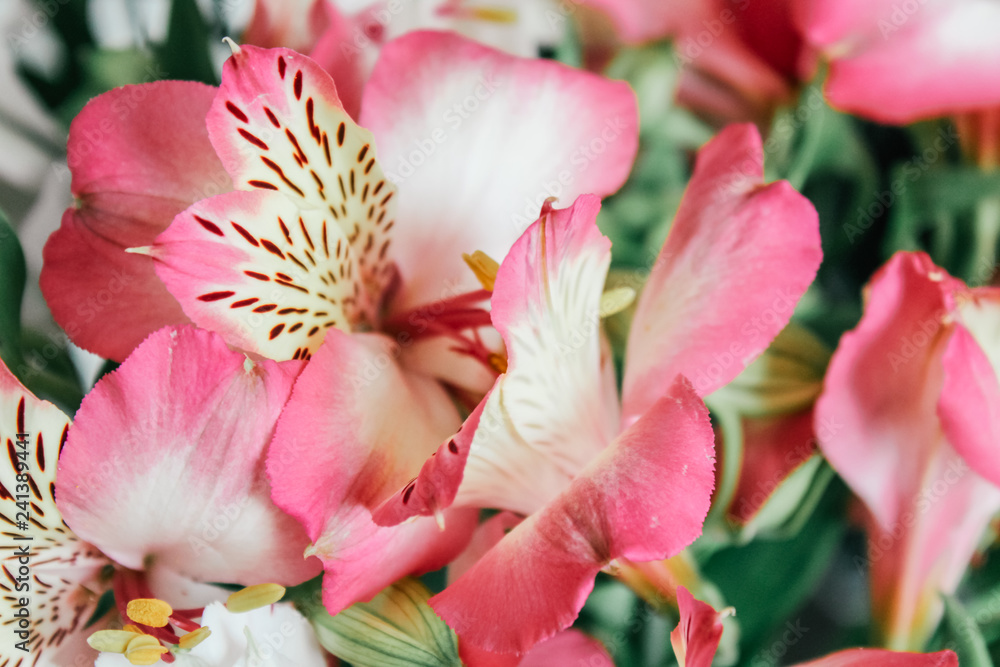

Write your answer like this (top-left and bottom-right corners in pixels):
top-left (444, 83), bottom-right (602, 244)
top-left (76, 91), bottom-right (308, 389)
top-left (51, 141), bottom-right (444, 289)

top-left (244, 271), bottom-right (271, 281)
top-left (226, 101), bottom-right (249, 123)
top-left (231, 222), bottom-right (259, 247)
top-left (249, 180), bottom-right (279, 191)
top-left (448, 439), bottom-right (459, 454)
top-left (293, 70), bottom-right (303, 100)
top-left (288, 323), bottom-right (303, 333)
top-left (231, 298), bottom-right (259, 308)
top-left (270, 323), bottom-right (285, 339)
top-left (357, 144), bottom-right (369, 163)
top-left (337, 122), bottom-right (346, 146)
top-left (261, 239), bottom-right (286, 259)
top-left (277, 56), bottom-right (287, 78)
top-left (197, 291), bottom-right (236, 302)
top-left (254, 304), bottom-right (278, 313)
top-left (194, 215), bottom-right (225, 236)
top-left (238, 128), bottom-right (269, 150)
top-left (264, 106), bottom-right (281, 128)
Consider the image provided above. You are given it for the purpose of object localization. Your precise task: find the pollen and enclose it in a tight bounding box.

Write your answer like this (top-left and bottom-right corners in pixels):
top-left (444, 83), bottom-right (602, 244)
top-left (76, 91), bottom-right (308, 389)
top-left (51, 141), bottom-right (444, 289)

top-left (488, 352), bottom-right (508, 374)
top-left (463, 250), bottom-right (500, 291)
top-left (226, 583), bottom-right (286, 613)
top-left (126, 598), bottom-right (173, 627)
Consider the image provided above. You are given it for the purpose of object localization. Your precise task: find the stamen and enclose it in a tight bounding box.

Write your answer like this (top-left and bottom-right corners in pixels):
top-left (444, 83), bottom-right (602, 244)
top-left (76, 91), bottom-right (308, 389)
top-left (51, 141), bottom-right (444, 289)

top-left (600, 286), bottom-right (636, 317)
top-left (488, 352), bottom-right (508, 374)
top-left (88, 629), bottom-right (144, 653)
top-left (222, 36), bottom-right (241, 55)
top-left (463, 250), bottom-right (500, 291)
top-left (226, 583), bottom-right (286, 613)
top-left (179, 627), bottom-right (212, 650)
top-left (127, 598), bottom-right (173, 628)
top-left (124, 634), bottom-right (169, 665)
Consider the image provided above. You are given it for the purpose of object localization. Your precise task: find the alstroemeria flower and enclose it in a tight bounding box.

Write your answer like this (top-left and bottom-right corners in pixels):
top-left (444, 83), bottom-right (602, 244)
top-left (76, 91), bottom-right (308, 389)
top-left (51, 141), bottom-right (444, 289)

top-left (796, 0), bottom-right (1000, 125)
top-left (671, 586), bottom-right (958, 667)
top-left (1, 326), bottom-right (320, 664)
top-left (42, 31), bottom-right (636, 374)
top-left (363, 123), bottom-right (820, 653)
top-left (816, 251), bottom-right (1000, 650)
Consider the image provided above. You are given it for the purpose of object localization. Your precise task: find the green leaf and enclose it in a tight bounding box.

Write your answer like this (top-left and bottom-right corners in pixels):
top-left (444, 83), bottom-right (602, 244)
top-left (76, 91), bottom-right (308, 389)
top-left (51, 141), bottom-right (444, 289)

top-left (0, 210), bottom-right (26, 371)
top-left (942, 594), bottom-right (992, 667)
top-left (155, 0), bottom-right (218, 85)
top-left (303, 578), bottom-right (461, 667)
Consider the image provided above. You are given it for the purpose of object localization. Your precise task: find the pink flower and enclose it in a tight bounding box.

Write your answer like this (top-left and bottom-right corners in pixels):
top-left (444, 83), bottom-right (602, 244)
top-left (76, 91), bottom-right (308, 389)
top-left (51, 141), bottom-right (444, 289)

top-left (41, 33), bottom-right (637, 370)
top-left (367, 124), bottom-right (822, 653)
top-left (816, 251), bottom-right (1000, 649)
top-left (672, 586), bottom-right (958, 667)
top-left (796, 0), bottom-right (1000, 124)
top-left (0, 327), bottom-right (320, 664)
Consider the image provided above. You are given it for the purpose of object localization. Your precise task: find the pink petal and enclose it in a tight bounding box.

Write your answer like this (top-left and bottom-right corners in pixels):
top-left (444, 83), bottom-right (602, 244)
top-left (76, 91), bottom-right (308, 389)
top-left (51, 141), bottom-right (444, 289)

top-left (377, 196), bottom-right (620, 522)
top-left (207, 44), bottom-right (397, 306)
top-left (242, 0), bottom-right (330, 54)
top-left (430, 376), bottom-right (715, 654)
top-left (457, 196), bottom-right (620, 516)
top-left (796, 648), bottom-right (958, 667)
top-left (670, 586), bottom-right (725, 667)
top-left (266, 329), bottom-right (477, 613)
top-left (816, 252), bottom-right (1000, 644)
top-left (939, 322), bottom-right (1000, 486)
top-left (623, 124), bottom-right (821, 422)
top-left (41, 81), bottom-right (229, 361)
top-left (56, 326), bottom-right (320, 587)
top-left (361, 31), bottom-right (637, 312)
top-left (153, 189), bottom-right (361, 360)
top-left (519, 630), bottom-right (614, 667)
top-left (814, 252), bottom-right (961, 529)
top-left (0, 359), bottom-right (110, 665)
top-left (800, 0), bottom-right (1000, 123)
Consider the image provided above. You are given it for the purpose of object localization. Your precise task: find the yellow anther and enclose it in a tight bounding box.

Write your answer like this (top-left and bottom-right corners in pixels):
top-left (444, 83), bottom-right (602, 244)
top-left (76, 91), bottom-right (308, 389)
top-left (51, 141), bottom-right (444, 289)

top-left (179, 626), bottom-right (212, 650)
top-left (87, 629), bottom-right (143, 653)
top-left (488, 352), bottom-right (508, 374)
top-left (600, 286), bottom-right (636, 318)
top-left (126, 598), bottom-right (173, 628)
top-left (124, 634), bottom-right (168, 665)
top-left (226, 583), bottom-right (286, 613)
top-left (469, 6), bottom-right (517, 23)
top-left (463, 251), bottom-right (500, 291)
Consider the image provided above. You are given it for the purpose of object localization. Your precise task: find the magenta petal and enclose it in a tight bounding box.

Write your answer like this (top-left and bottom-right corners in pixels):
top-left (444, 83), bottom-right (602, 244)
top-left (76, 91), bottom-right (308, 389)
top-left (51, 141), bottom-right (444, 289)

top-left (670, 586), bottom-right (726, 667)
top-left (795, 648), bottom-right (958, 667)
top-left (266, 329), bottom-right (477, 612)
top-left (56, 326), bottom-right (319, 587)
top-left (361, 31), bottom-right (638, 312)
top-left (939, 322), bottom-right (1000, 486)
top-left (623, 124), bottom-right (821, 422)
top-left (430, 376), bottom-right (715, 654)
top-left (41, 81), bottom-right (229, 361)
top-left (519, 630), bottom-right (614, 667)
